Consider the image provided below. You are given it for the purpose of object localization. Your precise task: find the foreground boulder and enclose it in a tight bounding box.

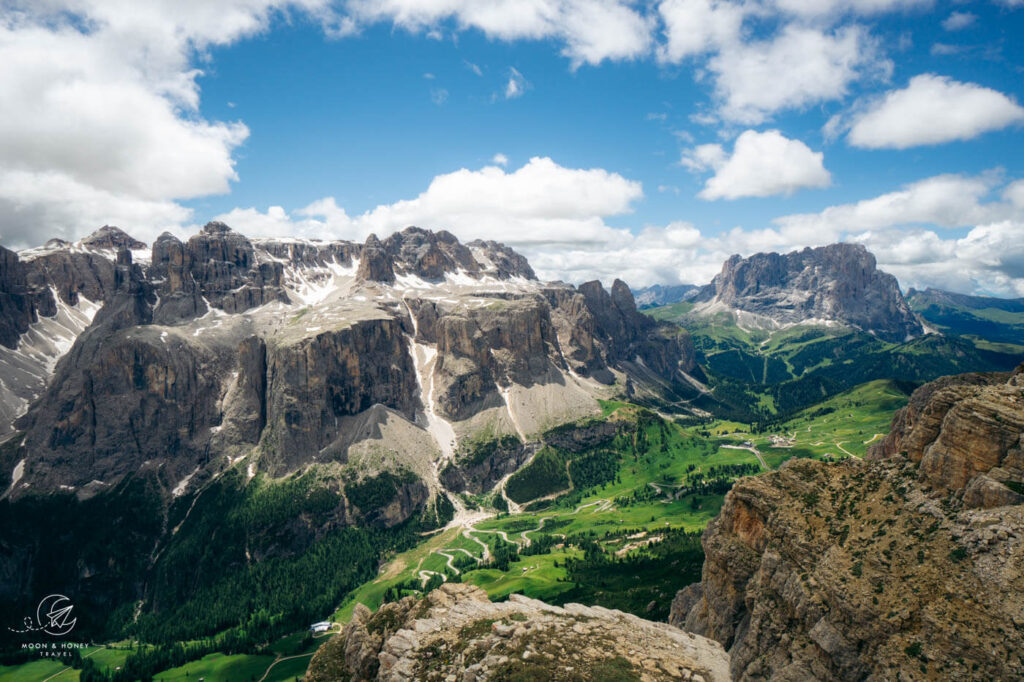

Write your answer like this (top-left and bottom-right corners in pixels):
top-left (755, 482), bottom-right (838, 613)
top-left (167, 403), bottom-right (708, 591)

top-left (868, 364), bottom-right (1024, 507)
top-left (307, 583), bottom-right (730, 681)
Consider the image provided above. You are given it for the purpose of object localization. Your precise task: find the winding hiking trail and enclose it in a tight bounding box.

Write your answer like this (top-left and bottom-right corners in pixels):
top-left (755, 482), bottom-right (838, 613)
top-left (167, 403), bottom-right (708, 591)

top-left (426, 504), bottom-right (611, 585)
top-left (571, 498), bottom-right (613, 514)
top-left (835, 442), bottom-right (859, 458)
top-left (256, 652), bottom-right (316, 682)
top-left (649, 481), bottom-right (685, 501)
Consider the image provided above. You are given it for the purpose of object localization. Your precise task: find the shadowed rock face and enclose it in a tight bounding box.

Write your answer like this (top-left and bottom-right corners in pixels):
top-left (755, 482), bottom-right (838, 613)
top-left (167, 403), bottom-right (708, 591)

top-left (673, 365), bottom-right (1024, 681)
top-left (306, 583), bottom-right (731, 682)
top-left (0, 246), bottom-right (48, 349)
top-left (149, 222), bottom-right (291, 322)
top-left (356, 233), bottom-right (396, 284)
top-left (694, 243), bottom-right (923, 342)
top-left (547, 278), bottom-right (697, 384)
top-left (0, 226), bottom-right (147, 348)
top-left (260, 318), bottom-right (419, 476)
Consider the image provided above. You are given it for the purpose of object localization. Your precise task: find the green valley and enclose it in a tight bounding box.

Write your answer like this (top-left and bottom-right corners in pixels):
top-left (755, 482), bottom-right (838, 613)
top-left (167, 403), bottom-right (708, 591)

top-left (0, 379), bottom-right (925, 680)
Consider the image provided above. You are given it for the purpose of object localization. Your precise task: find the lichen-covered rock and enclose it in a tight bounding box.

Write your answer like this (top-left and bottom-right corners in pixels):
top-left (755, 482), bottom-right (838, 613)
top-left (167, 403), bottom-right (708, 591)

top-left (869, 364), bottom-right (1024, 507)
top-left (307, 583), bottom-right (730, 682)
top-left (680, 455), bottom-right (1024, 681)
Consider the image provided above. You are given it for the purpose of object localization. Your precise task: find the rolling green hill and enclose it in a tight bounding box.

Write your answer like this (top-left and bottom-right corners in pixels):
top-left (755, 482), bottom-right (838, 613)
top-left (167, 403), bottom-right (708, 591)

top-left (648, 308), bottom-right (1024, 424)
top-left (907, 287), bottom-right (1024, 346)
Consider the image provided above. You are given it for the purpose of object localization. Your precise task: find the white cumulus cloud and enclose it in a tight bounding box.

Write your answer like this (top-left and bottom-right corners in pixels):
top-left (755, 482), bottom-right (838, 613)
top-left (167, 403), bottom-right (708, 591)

top-left (710, 24), bottom-right (883, 124)
top-left (942, 11), bottom-right (976, 30)
top-left (656, 1), bottom-right (896, 124)
top-left (338, 0), bottom-right (653, 67)
top-left (846, 74), bottom-right (1024, 149)
top-left (216, 156), bottom-right (643, 247)
top-left (214, 164), bottom-right (1024, 295)
top-left (0, 0), bottom-right (328, 246)
top-left (685, 130), bottom-right (831, 200)
top-left (656, 0), bottom-right (744, 62)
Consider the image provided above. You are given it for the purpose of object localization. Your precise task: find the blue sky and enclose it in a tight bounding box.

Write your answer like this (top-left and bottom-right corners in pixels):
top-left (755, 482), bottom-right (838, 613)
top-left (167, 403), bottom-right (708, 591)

top-left (2, 1), bottom-right (1024, 293)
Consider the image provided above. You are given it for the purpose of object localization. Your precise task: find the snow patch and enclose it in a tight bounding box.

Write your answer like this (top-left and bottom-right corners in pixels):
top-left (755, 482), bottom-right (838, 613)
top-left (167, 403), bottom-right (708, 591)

top-left (172, 467), bottom-right (200, 497)
top-left (7, 458), bottom-right (25, 496)
top-left (0, 291), bottom-right (101, 431)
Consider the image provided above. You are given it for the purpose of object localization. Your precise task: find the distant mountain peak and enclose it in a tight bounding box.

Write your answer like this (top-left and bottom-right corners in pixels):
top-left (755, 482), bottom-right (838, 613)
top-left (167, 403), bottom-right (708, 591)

top-left (79, 225), bottom-right (148, 251)
top-left (631, 283), bottom-right (700, 309)
top-left (692, 242), bottom-right (923, 342)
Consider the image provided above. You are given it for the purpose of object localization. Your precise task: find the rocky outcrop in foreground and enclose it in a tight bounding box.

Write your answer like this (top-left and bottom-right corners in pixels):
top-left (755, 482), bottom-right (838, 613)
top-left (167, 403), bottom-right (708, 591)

top-left (692, 243), bottom-right (923, 342)
top-left (869, 365), bottom-right (1024, 507)
top-left (307, 583), bottom-right (729, 682)
top-left (673, 365), bottom-right (1024, 680)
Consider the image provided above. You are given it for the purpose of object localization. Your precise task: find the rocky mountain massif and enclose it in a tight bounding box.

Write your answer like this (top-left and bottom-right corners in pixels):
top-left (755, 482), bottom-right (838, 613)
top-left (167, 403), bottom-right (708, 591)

top-left (691, 243), bottom-right (923, 342)
top-left (672, 365), bottom-right (1024, 680)
top-left (1, 223), bottom-right (698, 506)
top-left (306, 583), bottom-right (730, 682)
top-left (0, 222), bottom-right (704, 644)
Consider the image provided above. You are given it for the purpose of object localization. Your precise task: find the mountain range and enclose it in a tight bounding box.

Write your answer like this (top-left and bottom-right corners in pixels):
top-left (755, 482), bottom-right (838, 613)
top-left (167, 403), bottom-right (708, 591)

top-left (2, 227), bottom-right (1023, 681)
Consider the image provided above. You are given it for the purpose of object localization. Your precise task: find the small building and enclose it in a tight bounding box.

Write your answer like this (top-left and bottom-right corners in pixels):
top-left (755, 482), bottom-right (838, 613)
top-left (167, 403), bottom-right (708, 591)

top-left (310, 621), bottom-right (332, 633)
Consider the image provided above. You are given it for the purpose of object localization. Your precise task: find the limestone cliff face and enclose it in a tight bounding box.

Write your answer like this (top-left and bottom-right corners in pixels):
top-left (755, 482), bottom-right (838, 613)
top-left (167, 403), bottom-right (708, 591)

top-left (546, 279), bottom-right (698, 384)
top-left (155, 222), bottom-right (289, 318)
top-left (467, 238), bottom-right (536, 279)
top-left (693, 243), bottom-right (923, 342)
top-left (12, 256), bottom-right (215, 496)
top-left (357, 234), bottom-right (396, 284)
top-left (383, 227), bottom-right (480, 280)
top-left (869, 365), bottom-right (1024, 507)
top-left (677, 457), bottom-right (1024, 681)
top-left (0, 226), bottom-right (145, 348)
top-left (675, 366), bottom-right (1024, 681)
top-left (306, 583), bottom-right (730, 682)
top-left (0, 246), bottom-right (48, 349)
top-left (260, 318), bottom-right (419, 476)
top-left (5, 224), bottom-right (697, 501)
top-left (432, 296), bottom-right (563, 420)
